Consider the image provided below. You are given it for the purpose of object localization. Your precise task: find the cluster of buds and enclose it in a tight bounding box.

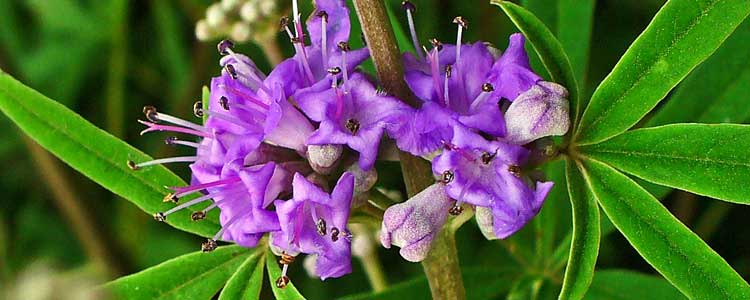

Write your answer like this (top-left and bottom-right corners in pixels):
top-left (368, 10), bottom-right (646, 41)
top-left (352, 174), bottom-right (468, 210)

top-left (196, 0), bottom-right (281, 42)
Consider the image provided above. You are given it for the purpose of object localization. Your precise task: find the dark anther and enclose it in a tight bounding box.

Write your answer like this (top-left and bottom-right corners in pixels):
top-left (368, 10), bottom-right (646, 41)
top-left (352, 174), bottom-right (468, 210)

top-left (327, 67), bottom-right (342, 75)
top-left (508, 165), bottom-right (522, 177)
top-left (165, 136), bottom-right (178, 145)
top-left (330, 227), bottom-right (340, 242)
top-left (316, 219), bottom-right (327, 236)
top-left (163, 193), bottom-right (178, 203)
top-left (316, 10), bottom-right (328, 21)
top-left (429, 38), bottom-right (443, 51)
top-left (401, 0), bottom-right (416, 12)
top-left (153, 212), bottom-right (166, 222)
top-left (481, 152), bottom-right (496, 164)
top-left (127, 160), bottom-right (139, 170)
top-left (279, 252), bottom-right (296, 264)
top-left (275, 276), bottom-right (290, 289)
top-left (453, 16), bottom-right (468, 29)
top-left (219, 96), bottom-right (230, 110)
top-left (441, 170), bottom-right (454, 184)
top-left (290, 36), bottom-right (301, 44)
top-left (482, 82), bottom-right (494, 92)
top-left (201, 239), bottom-right (218, 252)
top-left (445, 64), bottom-right (453, 78)
top-left (217, 39), bottom-right (234, 55)
top-left (143, 105), bottom-right (159, 122)
top-left (449, 205), bottom-right (464, 216)
top-left (191, 211), bottom-right (207, 221)
top-left (224, 64), bottom-right (238, 80)
top-left (337, 41), bottom-right (350, 52)
top-left (193, 101), bottom-right (204, 117)
top-left (345, 119), bottom-right (360, 135)
top-left (279, 16), bottom-right (290, 31)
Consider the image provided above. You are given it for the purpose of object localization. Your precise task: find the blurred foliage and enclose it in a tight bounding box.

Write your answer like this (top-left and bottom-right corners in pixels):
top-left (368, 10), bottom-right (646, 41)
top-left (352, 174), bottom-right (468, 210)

top-left (0, 0), bottom-right (749, 299)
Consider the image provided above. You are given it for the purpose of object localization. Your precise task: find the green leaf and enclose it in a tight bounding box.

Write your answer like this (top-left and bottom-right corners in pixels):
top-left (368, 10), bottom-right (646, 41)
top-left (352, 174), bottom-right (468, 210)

top-left (582, 124), bottom-right (750, 204)
top-left (0, 72), bottom-right (220, 237)
top-left (575, 0), bottom-right (750, 145)
top-left (507, 275), bottom-right (544, 300)
top-left (202, 86), bottom-right (210, 124)
top-left (266, 249), bottom-right (306, 300)
top-left (218, 251), bottom-right (265, 300)
top-left (558, 159), bottom-right (600, 300)
top-left (491, 1), bottom-right (581, 131)
top-left (583, 270), bottom-right (686, 300)
top-left (647, 18), bottom-right (750, 126)
top-left (104, 245), bottom-right (251, 299)
top-left (579, 158), bottom-right (750, 299)
top-left (535, 160), bottom-right (572, 260)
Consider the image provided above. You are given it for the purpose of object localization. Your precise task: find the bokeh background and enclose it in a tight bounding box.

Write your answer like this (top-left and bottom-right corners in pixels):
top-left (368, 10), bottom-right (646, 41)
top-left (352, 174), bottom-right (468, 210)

top-left (0, 0), bottom-right (748, 299)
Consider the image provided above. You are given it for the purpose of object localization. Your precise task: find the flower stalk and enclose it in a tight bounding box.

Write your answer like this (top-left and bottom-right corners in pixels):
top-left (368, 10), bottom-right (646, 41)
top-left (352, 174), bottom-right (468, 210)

top-left (352, 0), bottom-right (466, 298)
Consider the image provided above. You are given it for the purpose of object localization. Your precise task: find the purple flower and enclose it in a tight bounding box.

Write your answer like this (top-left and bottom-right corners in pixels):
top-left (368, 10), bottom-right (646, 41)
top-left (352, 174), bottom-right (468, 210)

top-left (271, 172), bottom-right (355, 280)
top-left (380, 183), bottom-right (453, 262)
top-left (297, 72), bottom-right (411, 170)
top-left (432, 127), bottom-right (554, 239)
top-left (504, 81), bottom-right (570, 145)
top-left (485, 33), bottom-right (542, 102)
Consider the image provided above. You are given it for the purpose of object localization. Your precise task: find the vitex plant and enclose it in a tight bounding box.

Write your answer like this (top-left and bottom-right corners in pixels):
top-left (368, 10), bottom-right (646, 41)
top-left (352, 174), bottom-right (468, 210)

top-left (0, 0), bottom-right (748, 299)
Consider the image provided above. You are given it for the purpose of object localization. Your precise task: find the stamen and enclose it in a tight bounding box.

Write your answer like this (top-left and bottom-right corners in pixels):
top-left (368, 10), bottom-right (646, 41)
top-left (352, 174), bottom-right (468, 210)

top-left (441, 170), bottom-right (454, 184)
top-left (327, 67), bottom-right (341, 76)
top-left (191, 211), bottom-right (206, 221)
top-left (224, 64), bottom-right (238, 80)
top-left (508, 165), bottom-right (522, 177)
top-left (291, 0), bottom-right (301, 36)
top-left (138, 120), bottom-right (213, 138)
top-left (482, 82), bottom-right (494, 92)
top-left (219, 96), bottom-right (230, 110)
top-left (276, 252), bottom-right (294, 288)
top-left (218, 84), bottom-right (270, 110)
top-left (163, 193), bottom-right (178, 203)
top-left (469, 83), bottom-right (495, 111)
top-left (330, 227), bottom-right (340, 242)
top-left (220, 46), bottom-right (271, 94)
top-left (444, 64), bottom-right (452, 107)
top-left (449, 204), bottom-right (464, 216)
top-left (127, 160), bottom-right (138, 170)
top-left (316, 218), bottom-right (327, 236)
top-left (318, 11), bottom-right (329, 67)
top-left (172, 177), bottom-right (242, 198)
top-left (204, 205), bottom-right (253, 251)
top-left (153, 212), bottom-right (166, 222)
top-left (402, 1), bottom-right (423, 60)
top-left (217, 39), bottom-right (235, 55)
top-left (345, 118), bottom-right (360, 135)
top-left (201, 239), bottom-right (218, 252)
top-left (131, 156), bottom-right (198, 169)
top-left (165, 136), bottom-right (201, 148)
top-left (453, 16), bottom-right (468, 106)
top-left (427, 47), bottom-right (444, 105)
top-left (193, 101), bottom-right (204, 118)
top-left (140, 107), bottom-right (207, 132)
top-left (338, 42), bottom-right (350, 91)
top-left (200, 109), bottom-right (258, 131)
top-left (481, 151), bottom-right (496, 164)
top-left (143, 105), bottom-right (159, 122)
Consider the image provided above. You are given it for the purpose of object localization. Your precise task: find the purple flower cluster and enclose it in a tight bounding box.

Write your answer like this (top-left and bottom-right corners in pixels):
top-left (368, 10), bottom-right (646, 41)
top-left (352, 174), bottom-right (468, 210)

top-left (130, 0), bottom-right (569, 286)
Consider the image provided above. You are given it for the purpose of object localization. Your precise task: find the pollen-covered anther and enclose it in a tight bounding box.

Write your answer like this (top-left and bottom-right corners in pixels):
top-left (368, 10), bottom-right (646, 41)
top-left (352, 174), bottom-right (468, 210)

top-left (162, 193), bottom-right (179, 203)
top-left (143, 105), bottom-right (159, 122)
top-left (445, 64), bottom-right (453, 78)
top-left (327, 67), bottom-right (342, 75)
top-left (126, 160), bottom-right (139, 170)
top-left (217, 39), bottom-right (234, 55)
top-left (279, 16), bottom-right (290, 31)
top-left (345, 118), bottom-right (360, 135)
top-left (224, 64), bottom-right (238, 79)
top-left (316, 218), bottom-right (327, 236)
top-left (429, 38), bottom-right (443, 50)
top-left (275, 276), bottom-right (290, 289)
top-left (441, 170), bottom-right (454, 184)
top-left (153, 212), bottom-right (167, 222)
top-left (191, 211), bottom-right (206, 221)
top-left (193, 101), bottom-right (204, 118)
top-left (449, 204), bottom-right (464, 216)
top-left (316, 10), bottom-right (328, 21)
top-left (201, 239), bottom-right (218, 252)
top-left (330, 227), bottom-right (340, 242)
top-left (401, 0), bottom-right (416, 11)
top-left (219, 96), bottom-right (230, 110)
top-left (337, 41), bottom-right (350, 52)
top-left (164, 136), bottom-right (178, 145)
top-left (453, 16), bottom-right (468, 29)
top-left (482, 82), bottom-right (495, 92)
top-left (279, 252), bottom-right (295, 265)
top-left (508, 165), bottom-right (522, 177)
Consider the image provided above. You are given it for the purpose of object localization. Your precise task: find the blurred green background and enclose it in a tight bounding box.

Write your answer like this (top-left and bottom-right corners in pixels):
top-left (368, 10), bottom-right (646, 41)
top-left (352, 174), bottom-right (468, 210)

top-left (0, 0), bottom-right (748, 299)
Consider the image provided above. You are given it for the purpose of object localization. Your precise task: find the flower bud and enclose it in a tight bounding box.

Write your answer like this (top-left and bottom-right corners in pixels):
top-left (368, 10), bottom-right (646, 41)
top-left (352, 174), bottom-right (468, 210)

top-left (380, 183), bottom-right (453, 262)
top-left (347, 163), bottom-right (378, 194)
top-left (307, 144), bottom-right (343, 175)
top-left (504, 81), bottom-right (570, 145)
top-left (475, 206), bottom-right (497, 240)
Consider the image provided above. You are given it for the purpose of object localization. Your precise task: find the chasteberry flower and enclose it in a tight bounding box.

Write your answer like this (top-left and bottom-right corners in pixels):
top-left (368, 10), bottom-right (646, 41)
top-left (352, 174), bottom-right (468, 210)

top-left (296, 72), bottom-right (411, 170)
top-left (271, 172), bottom-right (355, 280)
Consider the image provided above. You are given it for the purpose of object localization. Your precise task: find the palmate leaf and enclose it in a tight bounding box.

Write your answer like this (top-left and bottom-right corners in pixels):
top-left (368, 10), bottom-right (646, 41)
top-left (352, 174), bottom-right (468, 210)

top-left (490, 1), bottom-right (581, 129)
top-left (558, 160), bottom-right (600, 300)
top-left (104, 245), bottom-right (251, 299)
top-left (574, 0), bottom-right (750, 145)
top-left (218, 250), bottom-right (266, 300)
top-left (0, 72), bottom-right (220, 237)
top-left (583, 270), bottom-right (685, 300)
top-left (581, 124), bottom-right (750, 204)
top-left (578, 158), bottom-right (750, 299)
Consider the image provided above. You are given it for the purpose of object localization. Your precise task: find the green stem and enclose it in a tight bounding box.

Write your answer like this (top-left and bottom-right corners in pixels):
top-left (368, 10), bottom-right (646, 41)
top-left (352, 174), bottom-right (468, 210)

top-left (352, 1), bottom-right (466, 299)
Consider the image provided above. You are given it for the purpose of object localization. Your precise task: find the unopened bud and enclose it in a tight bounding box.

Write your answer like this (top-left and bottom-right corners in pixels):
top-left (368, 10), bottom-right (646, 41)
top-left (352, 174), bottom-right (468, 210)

top-left (307, 144), bottom-right (342, 175)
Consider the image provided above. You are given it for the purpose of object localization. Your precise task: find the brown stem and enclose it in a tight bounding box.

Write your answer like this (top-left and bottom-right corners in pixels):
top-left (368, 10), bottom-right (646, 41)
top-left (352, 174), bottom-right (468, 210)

top-left (352, 1), bottom-right (466, 299)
